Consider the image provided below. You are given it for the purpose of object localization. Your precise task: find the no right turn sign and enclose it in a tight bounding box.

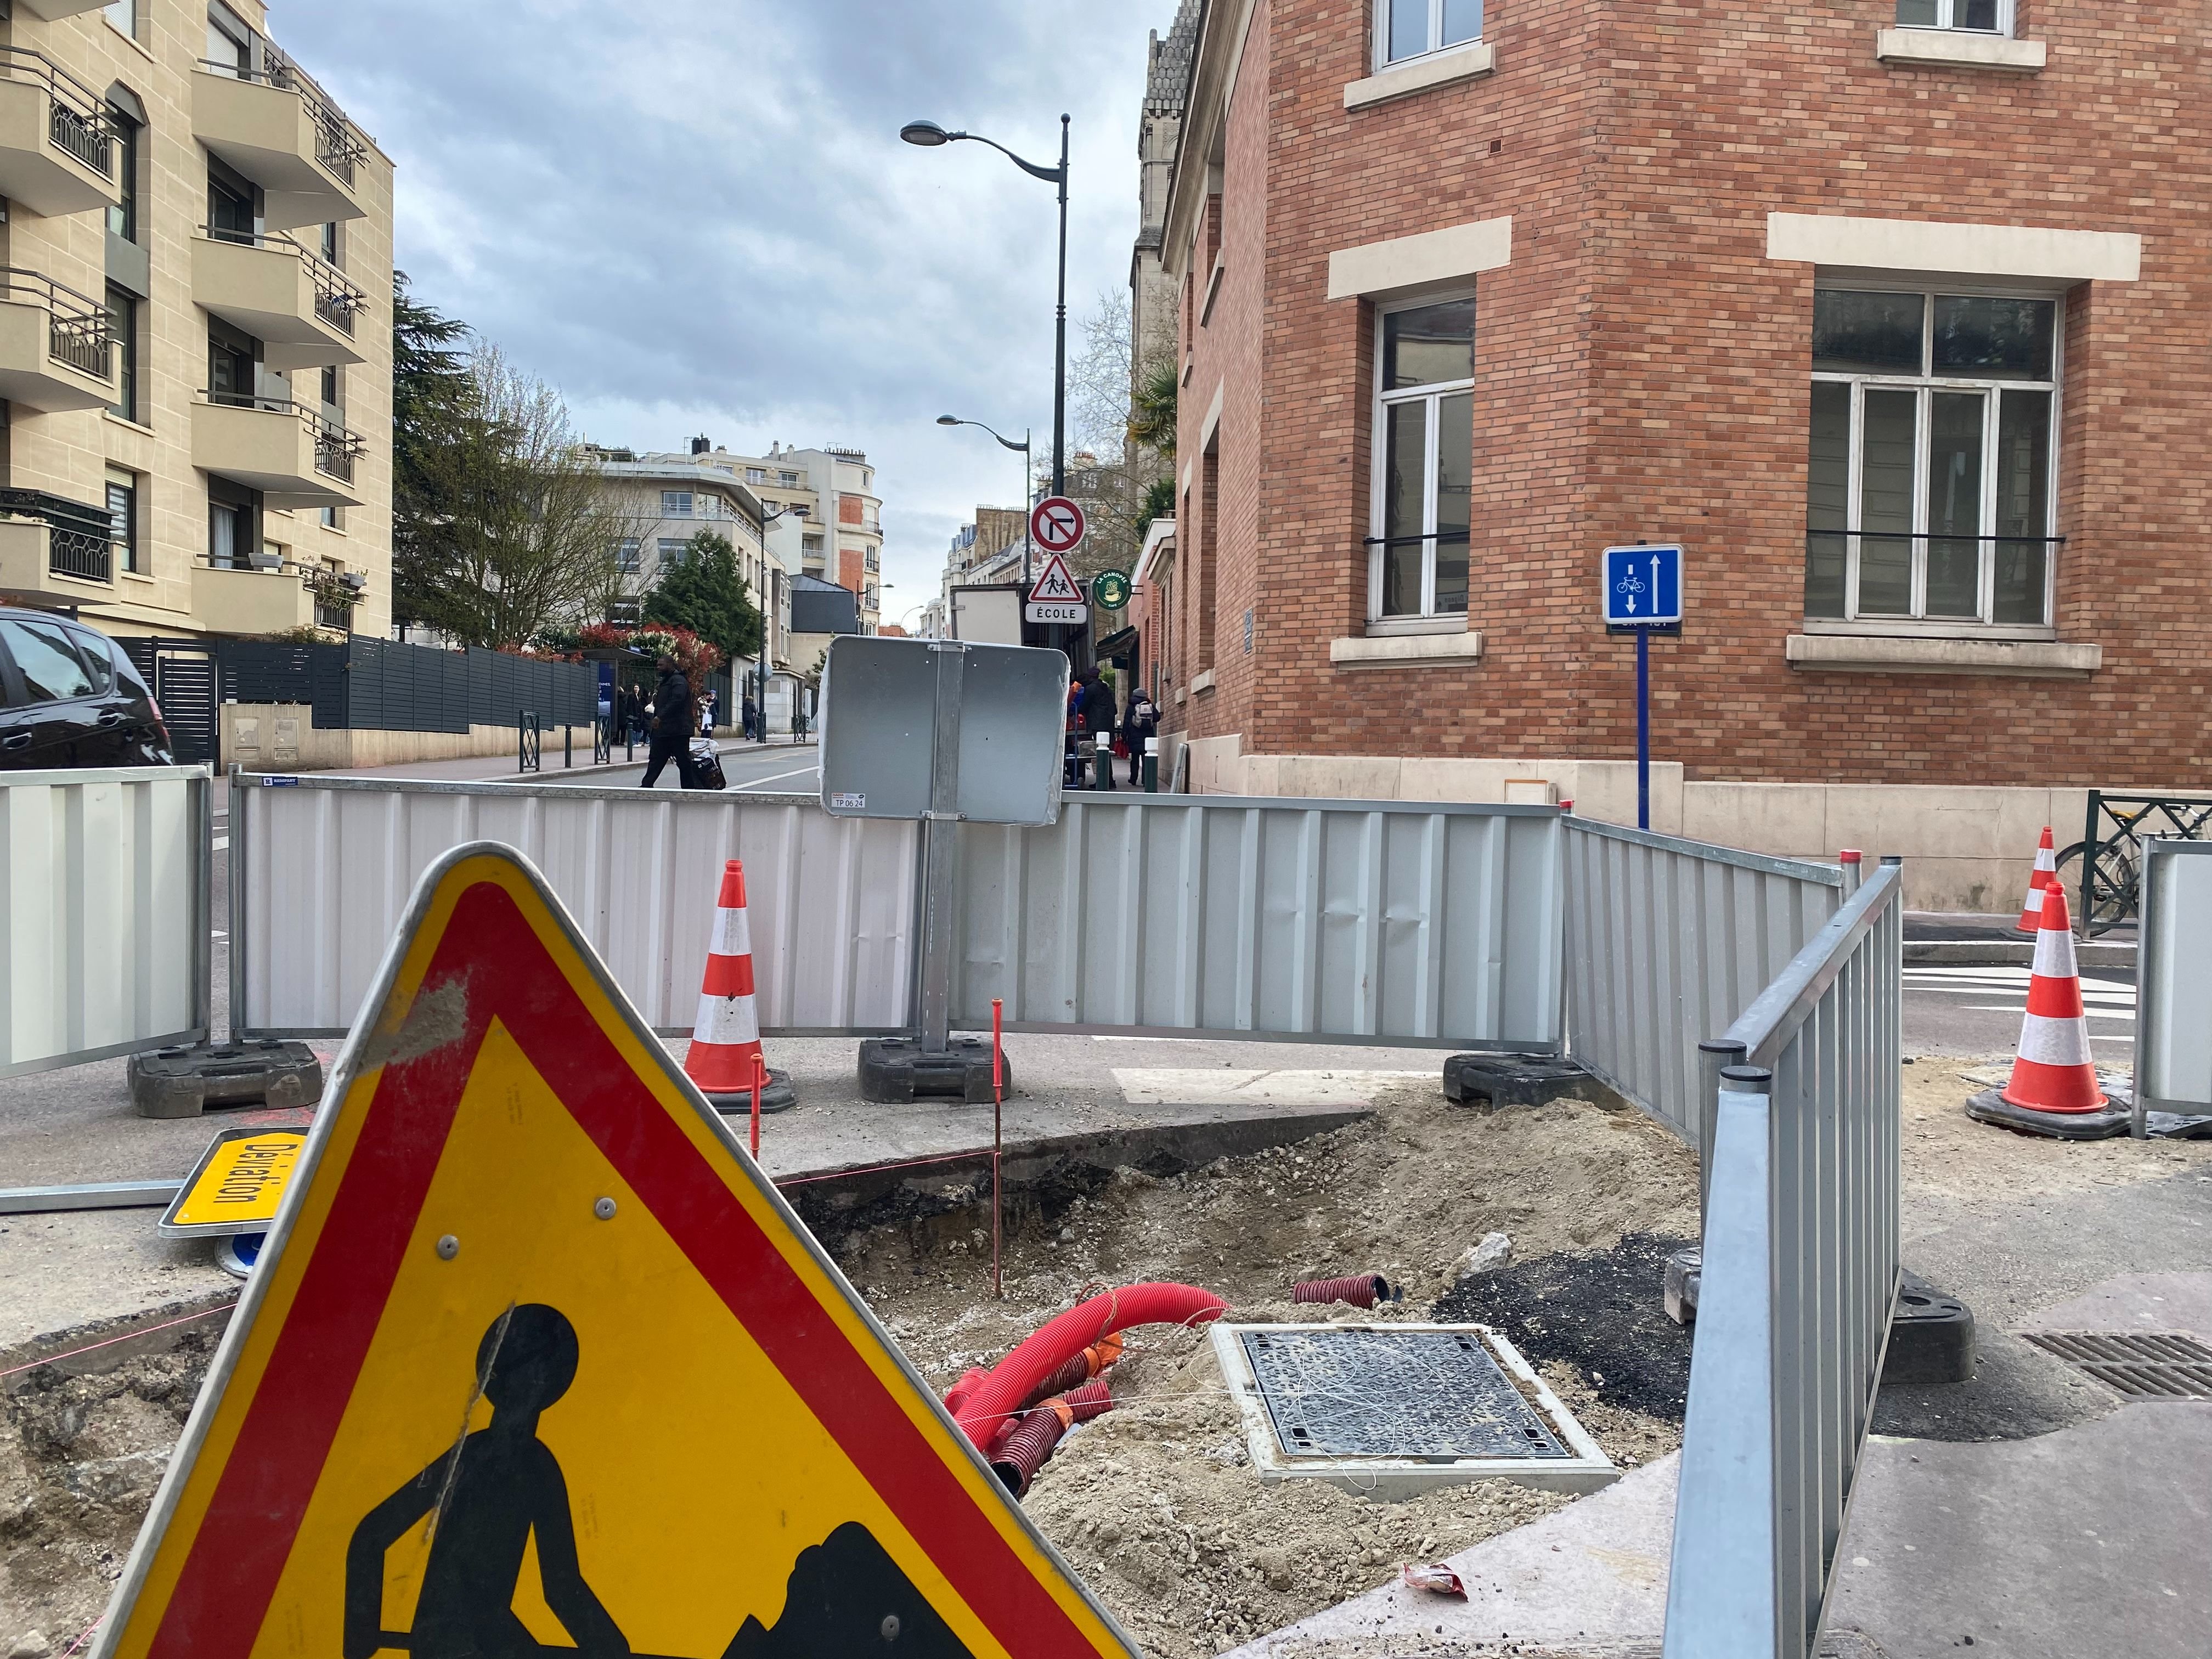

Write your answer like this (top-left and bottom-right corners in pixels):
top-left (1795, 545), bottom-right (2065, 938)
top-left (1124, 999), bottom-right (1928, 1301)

top-left (1030, 495), bottom-right (1086, 555)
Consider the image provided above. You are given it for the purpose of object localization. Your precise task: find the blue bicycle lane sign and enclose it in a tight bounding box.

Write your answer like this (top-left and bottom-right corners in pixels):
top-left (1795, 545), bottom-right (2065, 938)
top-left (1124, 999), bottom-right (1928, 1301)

top-left (1601, 544), bottom-right (1683, 627)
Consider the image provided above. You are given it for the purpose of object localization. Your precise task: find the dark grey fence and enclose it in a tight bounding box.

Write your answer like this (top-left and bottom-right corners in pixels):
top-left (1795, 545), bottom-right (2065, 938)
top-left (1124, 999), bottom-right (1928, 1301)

top-left (217, 637), bottom-right (596, 733)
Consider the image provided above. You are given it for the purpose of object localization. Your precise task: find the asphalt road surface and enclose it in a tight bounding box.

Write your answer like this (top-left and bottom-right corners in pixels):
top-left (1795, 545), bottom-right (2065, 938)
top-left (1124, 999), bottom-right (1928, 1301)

top-left (1903, 961), bottom-right (2136, 1059)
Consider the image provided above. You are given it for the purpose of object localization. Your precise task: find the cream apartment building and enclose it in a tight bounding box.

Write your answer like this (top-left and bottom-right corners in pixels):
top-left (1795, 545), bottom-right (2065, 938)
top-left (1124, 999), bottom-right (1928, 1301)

top-left (590, 444), bottom-right (789, 678)
top-left (0, 0), bottom-right (392, 642)
top-left (714, 441), bottom-right (882, 635)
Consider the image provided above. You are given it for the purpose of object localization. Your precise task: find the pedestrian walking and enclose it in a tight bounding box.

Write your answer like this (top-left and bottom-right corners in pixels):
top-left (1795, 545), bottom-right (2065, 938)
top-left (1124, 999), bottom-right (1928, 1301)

top-left (698, 690), bottom-right (717, 737)
top-left (639, 657), bottom-right (704, 789)
top-left (1076, 667), bottom-right (1118, 790)
top-left (742, 691), bottom-right (760, 742)
top-left (1122, 685), bottom-right (1159, 786)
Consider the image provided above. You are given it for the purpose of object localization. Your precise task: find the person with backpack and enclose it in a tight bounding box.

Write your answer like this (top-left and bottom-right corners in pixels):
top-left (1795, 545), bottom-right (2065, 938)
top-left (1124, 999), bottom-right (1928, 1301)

top-left (1122, 686), bottom-right (1160, 787)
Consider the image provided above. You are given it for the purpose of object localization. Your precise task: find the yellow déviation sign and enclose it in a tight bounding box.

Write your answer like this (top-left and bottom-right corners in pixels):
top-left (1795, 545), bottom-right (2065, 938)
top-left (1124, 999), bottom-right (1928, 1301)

top-left (95, 842), bottom-right (1135, 1659)
top-left (159, 1128), bottom-right (306, 1237)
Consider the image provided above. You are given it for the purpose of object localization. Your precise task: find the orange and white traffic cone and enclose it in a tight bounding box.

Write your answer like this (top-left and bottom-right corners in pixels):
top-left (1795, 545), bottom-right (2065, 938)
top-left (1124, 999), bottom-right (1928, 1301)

top-left (684, 860), bottom-right (794, 1116)
top-left (1967, 881), bottom-right (2126, 1138)
top-left (1999, 883), bottom-right (2107, 1115)
top-left (2013, 826), bottom-right (2058, 933)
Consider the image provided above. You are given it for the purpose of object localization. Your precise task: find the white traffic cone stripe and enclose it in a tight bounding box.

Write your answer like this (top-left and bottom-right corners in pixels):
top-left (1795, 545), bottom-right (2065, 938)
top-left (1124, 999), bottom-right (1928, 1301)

top-left (710, 905), bottom-right (752, 957)
top-left (2032, 846), bottom-right (2056, 872)
top-left (2016, 1011), bottom-right (2092, 1069)
top-left (2030, 921), bottom-right (2080, 980)
top-left (693, 992), bottom-right (761, 1048)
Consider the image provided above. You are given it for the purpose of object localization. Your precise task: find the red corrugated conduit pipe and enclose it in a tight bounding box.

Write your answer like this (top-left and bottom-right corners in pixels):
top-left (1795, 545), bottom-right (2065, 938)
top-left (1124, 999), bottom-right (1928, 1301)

top-left (990, 1377), bottom-right (1115, 1495)
top-left (950, 1282), bottom-right (1226, 1451)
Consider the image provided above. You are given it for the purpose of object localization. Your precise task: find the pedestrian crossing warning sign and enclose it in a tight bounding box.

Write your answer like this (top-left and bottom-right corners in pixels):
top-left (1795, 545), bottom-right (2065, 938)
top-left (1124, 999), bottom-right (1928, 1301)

top-left (1028, 551), bottom-right (1084, 605)
top-left (93, 842), bottom-right (1136, 1659)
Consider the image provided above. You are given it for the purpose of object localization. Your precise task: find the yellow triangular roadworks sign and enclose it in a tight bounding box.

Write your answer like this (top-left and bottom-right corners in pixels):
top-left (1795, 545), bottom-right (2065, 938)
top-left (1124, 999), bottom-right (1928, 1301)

top-left (94, 842), bottom-right (1136, 1659)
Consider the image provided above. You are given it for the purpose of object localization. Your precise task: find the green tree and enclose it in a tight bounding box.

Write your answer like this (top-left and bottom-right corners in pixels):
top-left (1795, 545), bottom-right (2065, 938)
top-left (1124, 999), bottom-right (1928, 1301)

top-left (390, 270), bottom-right (473, 634)
top-left (1128, 355), bottom-right (1178, 453)
top-left (643, 531), bottom-right (763, 662)
top-left (1135, 475), bottom-right (1176, 539)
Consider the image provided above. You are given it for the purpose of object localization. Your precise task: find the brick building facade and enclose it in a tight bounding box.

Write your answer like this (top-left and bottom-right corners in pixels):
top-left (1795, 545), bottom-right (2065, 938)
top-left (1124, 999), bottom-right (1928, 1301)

top-left (1139, 1), bottom-right (2206, 902)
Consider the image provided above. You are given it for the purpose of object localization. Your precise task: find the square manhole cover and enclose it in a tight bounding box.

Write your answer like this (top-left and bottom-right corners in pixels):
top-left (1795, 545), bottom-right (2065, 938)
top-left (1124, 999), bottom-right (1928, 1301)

top-left (2021, 1330), bottom-right (2212, 1399)
top-left (1212, 1323), bottom-right (1616, 1496)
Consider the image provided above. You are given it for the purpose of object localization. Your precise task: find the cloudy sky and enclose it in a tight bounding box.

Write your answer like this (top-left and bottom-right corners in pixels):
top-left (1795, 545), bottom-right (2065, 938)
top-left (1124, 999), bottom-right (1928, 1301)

top-left (276, 0), bottom-right (1184, 625)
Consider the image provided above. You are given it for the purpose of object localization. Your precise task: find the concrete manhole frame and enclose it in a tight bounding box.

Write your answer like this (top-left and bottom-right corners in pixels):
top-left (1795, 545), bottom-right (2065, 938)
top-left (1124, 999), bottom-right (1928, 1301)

top-left (1210, 1321), bottom-right (1618, 1497)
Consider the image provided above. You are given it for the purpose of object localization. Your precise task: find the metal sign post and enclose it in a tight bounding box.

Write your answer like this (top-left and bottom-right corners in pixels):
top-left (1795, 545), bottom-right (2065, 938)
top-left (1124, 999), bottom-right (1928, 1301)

top-left (1601, 544), bottom-right (1684, 831)
top-left (819, 634), bottom-right (1070, 1103)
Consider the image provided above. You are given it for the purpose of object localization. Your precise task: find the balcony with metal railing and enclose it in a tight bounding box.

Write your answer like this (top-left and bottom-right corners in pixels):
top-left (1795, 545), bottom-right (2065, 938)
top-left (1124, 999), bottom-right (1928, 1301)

top-left (0, 47), bottom-right (119, 218)
top-left (191, 57), bottom-right (367, 229)
top-left (0, 269), bottom-right (114, 411)
top-left (0, 487), bottom-right (117, 603)
top-left (193, 225), bottom-right (368, 370)
top-left (193, 391), bottom-right (366, 508)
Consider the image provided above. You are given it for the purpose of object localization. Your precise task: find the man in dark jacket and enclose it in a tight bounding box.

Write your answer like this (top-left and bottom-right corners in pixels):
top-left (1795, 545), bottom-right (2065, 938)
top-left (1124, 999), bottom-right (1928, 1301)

top-left (1076, 668), bottom-right (1118, 789)
top-left (1121, 686), bottom-right (1159, 786)
top-left (639, 658), bottom-right (703, 789)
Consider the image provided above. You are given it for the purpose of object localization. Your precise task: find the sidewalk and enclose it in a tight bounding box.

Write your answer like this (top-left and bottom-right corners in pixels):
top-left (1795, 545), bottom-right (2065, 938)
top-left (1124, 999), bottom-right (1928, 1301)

top-left (1905, 910), bottom-right (2137, 970)
top-left (246, 735), bottom-right (815, 786)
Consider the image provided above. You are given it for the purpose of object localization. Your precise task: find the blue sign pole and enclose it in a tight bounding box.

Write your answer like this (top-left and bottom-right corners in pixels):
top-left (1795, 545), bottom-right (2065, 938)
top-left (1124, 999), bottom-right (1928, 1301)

top-left (1637, 627), bottom-right (1650, 830)
top-left (1601, 543), bottom-right (1684, 835)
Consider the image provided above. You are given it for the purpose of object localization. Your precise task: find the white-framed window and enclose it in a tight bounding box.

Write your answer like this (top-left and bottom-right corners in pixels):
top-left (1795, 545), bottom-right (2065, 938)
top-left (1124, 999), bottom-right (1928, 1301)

top-left (657, 536), bottom-right (689, 567)
top-left (1368, 294), bottom-right (1474, 622)
top-left (779, 470), bottom-right (800, 487)
top-left (660, 490), bottom-right (693, 518)
top-left (746, 467), bottom-right (766, 483)
top-left (1379, 0), bottom-right (1482, 67)
top-left (1805, 287), bottom-right (2058, 630)
top-left (614, 537), bottom-right (641, 575)
top-left (1894, 0), bottom-right (2010, 33)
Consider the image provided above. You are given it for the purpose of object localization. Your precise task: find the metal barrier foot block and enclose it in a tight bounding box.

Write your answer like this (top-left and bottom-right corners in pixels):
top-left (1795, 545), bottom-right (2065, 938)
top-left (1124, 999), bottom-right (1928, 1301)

top-left (1667, 1248), bottom-right (1977, 1383)
top-left (1442, 1052), bottom-right (1587, 1111)
top-left (857, 1038), bottom-right (1007, 1105)
top-left (127, 1042), bottom-right (324, 1120)
top-left (702, 1067), bottom-right (798, 1117)
top-left (1886, 1271), bottom-right (1977, 1384)
top-left (1963, 1087), bottom-right (2132, 1141)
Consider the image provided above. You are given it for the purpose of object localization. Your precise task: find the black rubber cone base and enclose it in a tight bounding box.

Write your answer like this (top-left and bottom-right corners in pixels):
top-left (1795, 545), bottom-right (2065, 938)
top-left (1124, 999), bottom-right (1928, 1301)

top-left (703, 1065), bottom-right (798, 1116)
top-left (858, 1037), bottom-right (1007, 1104)
top-left (1965, 1086), bottom-right (2131, 1141)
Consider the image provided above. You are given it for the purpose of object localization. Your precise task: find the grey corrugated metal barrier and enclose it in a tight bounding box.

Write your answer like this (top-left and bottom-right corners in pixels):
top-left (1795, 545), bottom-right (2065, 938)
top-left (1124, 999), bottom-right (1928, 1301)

top-left (0, 765), bottom-right (212, 1077)
top-left (1562, 817), bottom-right (1843, 1148)
top-left (1662, 860), bottom-right (1904, 1659)
top-left (229, 776), bottom-right (917, 1036)
top-left (952, 796), bottom-right (1564, 1047)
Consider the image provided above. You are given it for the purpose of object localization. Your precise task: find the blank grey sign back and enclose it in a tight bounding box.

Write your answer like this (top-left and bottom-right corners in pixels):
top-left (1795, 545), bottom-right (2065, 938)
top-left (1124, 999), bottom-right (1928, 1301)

top-left (818, 635), bottom-right (1066, 826)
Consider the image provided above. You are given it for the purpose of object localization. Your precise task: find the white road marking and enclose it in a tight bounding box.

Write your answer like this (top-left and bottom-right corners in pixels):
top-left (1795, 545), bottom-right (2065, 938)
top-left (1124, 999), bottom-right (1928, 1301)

top-left (734, 766), bottom-right (819, 791)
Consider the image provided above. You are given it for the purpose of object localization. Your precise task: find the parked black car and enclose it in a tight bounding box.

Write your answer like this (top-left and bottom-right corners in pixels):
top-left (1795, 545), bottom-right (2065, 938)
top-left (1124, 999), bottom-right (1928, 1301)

top-left (0, 611), bottom-right (172, 769)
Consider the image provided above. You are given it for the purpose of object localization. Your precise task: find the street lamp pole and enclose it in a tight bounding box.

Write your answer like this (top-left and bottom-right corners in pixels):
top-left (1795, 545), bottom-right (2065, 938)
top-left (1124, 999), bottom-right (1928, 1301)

top-left (902, 115), bottom-right (1070, 501)
top-left (757, 499), bottom-right (806, 743)
top-left (936, 414), bottom-right (1034, 582)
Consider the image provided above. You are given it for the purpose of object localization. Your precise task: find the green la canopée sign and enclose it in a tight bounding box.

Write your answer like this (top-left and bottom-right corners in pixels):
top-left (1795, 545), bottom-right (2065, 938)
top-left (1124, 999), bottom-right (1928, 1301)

top-left (1090, 569), bottom-right (1132, 611)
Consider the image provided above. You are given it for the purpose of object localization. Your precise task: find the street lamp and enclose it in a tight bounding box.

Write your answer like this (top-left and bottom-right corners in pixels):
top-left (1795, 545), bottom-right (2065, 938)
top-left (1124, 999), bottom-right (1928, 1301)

top-left (902, 116), bottom-right (1070, 499)
top-left (755, 499), bottom-right (808, 743)
top-left (936, 414), bottom-right (1033, 581)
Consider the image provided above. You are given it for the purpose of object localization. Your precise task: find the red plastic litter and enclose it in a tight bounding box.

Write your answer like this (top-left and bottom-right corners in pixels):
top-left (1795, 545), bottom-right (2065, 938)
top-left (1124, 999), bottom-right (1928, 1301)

top-left (1401, 1561), bottom-right (1468, 1599)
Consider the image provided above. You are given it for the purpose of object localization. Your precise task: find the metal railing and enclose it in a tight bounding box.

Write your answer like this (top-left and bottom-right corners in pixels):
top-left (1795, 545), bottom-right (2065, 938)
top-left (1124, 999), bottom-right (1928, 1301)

top-left (198, 57), bottom-right (364, 188)
top-left (200, 391), bottom-right (368, 482)
top-left (0, 268), bottom-right (115, 382)
top-left (2070, 790), bottom-right (2212, 936)
top-left (0, 47), bottom-right (115, 179)
top-left (1663, 858), bottom-right (1904, 1659)
top-left (1563, 817), bottom-right (1844, 1154)
top-left (0, 485), bottom-right (116, 583)
top-left (200, 227), bottom-right (367, 336)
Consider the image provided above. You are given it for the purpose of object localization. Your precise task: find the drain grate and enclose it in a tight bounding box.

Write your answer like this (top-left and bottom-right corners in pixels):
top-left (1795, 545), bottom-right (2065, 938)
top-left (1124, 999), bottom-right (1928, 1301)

top-left (2021, 1330), bottom-right (2212, 1399)
top-left (1239, 1327), bottom-right (1566, 1460)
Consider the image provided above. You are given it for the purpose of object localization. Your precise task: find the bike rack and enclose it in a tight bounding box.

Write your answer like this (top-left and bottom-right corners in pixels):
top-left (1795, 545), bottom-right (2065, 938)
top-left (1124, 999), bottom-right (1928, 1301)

top-left (518, 709), bottom-right (541, 774)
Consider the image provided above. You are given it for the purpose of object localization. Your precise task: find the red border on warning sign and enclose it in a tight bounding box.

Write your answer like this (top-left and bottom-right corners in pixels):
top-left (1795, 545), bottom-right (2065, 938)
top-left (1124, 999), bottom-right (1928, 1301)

top-left (146, 878), bottom-right (1104, 1659)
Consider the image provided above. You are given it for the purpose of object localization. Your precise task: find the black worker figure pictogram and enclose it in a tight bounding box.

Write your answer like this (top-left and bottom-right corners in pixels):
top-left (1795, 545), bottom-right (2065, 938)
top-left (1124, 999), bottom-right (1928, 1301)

top-left (344, 1304), bottom-right (630, 1659)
